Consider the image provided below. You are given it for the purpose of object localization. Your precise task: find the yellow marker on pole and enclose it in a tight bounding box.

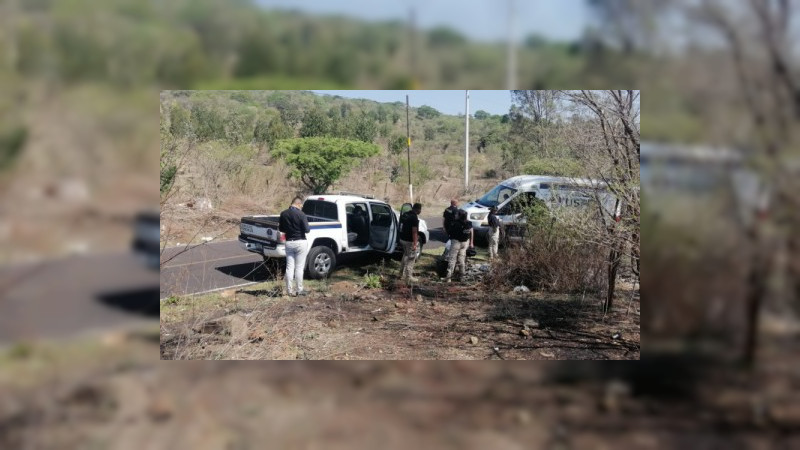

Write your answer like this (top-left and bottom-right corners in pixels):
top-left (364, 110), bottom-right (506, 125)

top-left (408, 137), bottom-right (411, 147)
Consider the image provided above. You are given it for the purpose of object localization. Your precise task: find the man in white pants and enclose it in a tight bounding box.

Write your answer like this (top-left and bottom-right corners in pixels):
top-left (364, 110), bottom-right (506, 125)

top-left (279, 197), bottom-right (311, 296)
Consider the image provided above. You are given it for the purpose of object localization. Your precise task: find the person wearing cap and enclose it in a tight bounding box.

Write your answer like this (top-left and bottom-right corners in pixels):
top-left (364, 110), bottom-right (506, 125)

top-left (279, 196), bottom-right (311, 296)
top-left (487, 206), bottom-right (502, 261)
top-left (398, 203), bottom-right (423, 283)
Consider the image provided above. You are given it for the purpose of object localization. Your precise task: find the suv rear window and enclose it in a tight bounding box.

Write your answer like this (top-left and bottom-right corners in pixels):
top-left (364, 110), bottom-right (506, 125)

top-left (302, 200), bottom-right (338, 220)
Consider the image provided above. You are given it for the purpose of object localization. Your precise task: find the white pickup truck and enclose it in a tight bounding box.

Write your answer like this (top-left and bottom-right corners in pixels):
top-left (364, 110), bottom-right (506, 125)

top-left (238, 194), bottom-right (429, 279)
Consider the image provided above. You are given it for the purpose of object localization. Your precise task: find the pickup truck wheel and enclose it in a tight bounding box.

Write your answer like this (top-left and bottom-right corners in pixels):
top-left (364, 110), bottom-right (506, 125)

top-left (307, 246), bottom-right (336, 279)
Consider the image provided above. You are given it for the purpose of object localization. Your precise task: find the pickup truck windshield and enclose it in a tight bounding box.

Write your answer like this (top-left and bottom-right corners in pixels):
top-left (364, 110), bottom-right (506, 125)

top-left (477, 185), bottom-right (517, 207)
top-left (302, 200), bottom-right (338, 220)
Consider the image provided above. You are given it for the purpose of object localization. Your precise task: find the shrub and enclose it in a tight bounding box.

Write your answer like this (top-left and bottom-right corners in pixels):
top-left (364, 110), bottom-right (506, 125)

top-left (363, 272), bottom-right (381, 289)
top-left (484, 202), bottom-right (606, 293)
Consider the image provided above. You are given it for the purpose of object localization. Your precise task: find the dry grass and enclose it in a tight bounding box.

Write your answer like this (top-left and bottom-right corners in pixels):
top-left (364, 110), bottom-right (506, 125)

top-left (160, 275), bottom-right (640, 360)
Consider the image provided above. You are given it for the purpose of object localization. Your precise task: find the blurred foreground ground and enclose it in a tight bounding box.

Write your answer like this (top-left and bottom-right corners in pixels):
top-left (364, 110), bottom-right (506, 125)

top-left (1, 326), bottom-right (798, 448)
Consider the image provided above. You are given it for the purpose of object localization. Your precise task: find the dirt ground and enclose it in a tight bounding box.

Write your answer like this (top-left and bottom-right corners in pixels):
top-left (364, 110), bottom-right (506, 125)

top-left (160, 250), bottom-right (640, 361)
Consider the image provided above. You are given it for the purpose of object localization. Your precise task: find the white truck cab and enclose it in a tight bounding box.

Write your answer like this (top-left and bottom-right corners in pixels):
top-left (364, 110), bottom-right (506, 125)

top-left (239, 193), bottom-right (429, 279)
top-left (461, 175), bottom-right (618, 239)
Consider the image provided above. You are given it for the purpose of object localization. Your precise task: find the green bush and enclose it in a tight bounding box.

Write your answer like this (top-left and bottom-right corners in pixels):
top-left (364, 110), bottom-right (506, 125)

top-left (363, 272), bottom-right (381, 289)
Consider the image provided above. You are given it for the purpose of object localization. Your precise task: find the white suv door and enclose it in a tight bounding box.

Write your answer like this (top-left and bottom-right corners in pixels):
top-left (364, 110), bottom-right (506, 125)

top-left (367, 202), bottom-right (398, 252)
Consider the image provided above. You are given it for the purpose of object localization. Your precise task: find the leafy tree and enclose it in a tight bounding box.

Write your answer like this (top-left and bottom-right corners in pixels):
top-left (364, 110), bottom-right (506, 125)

top-left (416, 105), bottom-right (441, 119)
top-left (424, 126), bottom-right (435, 141)
top-left (474, 110), bottom-right (490, 120)
top-left (191, 103), bottom-right (224, 141)
top-left (376, 105), bottom-right (388, 123)
top-left (273, 137), bottom-right (380, 193)
top-left (388, 134), bottom-right (407, 155)
top-left (169, 103), bottom-right (192, 138)
top-left (160, 164), bottom-right (178, 194)
top-left (477, 129), bottom-right (501, 152)
top-left (225, 105), bottom-right (257, 145)
top-left (351, 114), bottom-right (377, 143)
top-left (300, 108), bottom-right (329, 137)
top-left (254, 115), bottom-right (291, 149)
top-left (391, 111), bottom-right (401, 124)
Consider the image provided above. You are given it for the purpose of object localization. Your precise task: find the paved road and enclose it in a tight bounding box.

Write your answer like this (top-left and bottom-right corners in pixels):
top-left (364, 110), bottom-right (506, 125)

top-left (0, 252), bottom-right (160, 344)
top-left (160, 215), bottom-right (447, 299)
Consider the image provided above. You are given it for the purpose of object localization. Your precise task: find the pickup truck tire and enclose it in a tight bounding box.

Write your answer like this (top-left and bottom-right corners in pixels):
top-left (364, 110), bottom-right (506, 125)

top-left (307, 245), bottom-right (336, 279)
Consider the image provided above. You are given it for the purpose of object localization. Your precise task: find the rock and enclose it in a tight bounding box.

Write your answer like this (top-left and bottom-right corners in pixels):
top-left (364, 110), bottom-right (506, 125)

top-left (192, 314), bottom-right (248, 341)
top-left (416, 294), bottom-right (423, 302)
top-left (523, 319), bottom-right (539, 329)
top-left (515, 408), bottom-right (532, 425)
top-left (519, 329), bottom-right (531, 337)
top-left (147, 394), bottom-right (174, 422)
top-left (247, 329), bottom-right (265, 342)
top-left (372, 316), bottom-right (379, 321)
top-left (602, 379), bottom-right (632, 413)
top-left (395, 302), bottom-right (402, 308)
top-left (539, 350), bottom-right (555, 358)
top-left (612, 332), bottom-right (622, 340)
top-left (323, 293), bottom-right (333, 298)
top-left (201, 236), bottom-right (213, 242)
top-left (513, 285), bottom-right (530, 293)
top-left (469, 336), bottom-right (479, 345)
top-left (195, 197), bottom-right (213, 210)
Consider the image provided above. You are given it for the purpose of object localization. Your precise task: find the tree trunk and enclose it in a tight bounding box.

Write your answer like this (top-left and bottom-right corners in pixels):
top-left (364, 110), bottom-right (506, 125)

top-left (606, 245), bottom-right (621, 313)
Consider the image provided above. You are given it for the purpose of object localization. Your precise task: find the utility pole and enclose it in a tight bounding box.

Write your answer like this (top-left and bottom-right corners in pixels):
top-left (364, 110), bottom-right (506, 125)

top-left (406, 95), bottom-right (413, 203)
top-left (465, 90), bottom-right (470, 190)
top-left (506, 0), bottom-right (517, 89)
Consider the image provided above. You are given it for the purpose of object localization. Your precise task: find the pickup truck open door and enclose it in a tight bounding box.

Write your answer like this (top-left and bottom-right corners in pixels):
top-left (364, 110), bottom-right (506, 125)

top-left (367, 202), bottom-right (398, 253)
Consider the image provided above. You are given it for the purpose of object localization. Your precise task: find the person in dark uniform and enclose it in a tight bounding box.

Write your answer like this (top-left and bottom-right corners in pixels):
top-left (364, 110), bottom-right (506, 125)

top-left (399, 202), bottom-right (422, 283)
top-left (279, 197), bottom-right (311, 296)
top-left (442, 198), bottom-right (459, 260)
top-left (445, 209), bottom-right (474, 282)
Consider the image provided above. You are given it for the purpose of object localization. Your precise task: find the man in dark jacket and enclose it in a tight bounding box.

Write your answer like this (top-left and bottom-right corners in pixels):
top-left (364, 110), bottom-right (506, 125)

top-left (279, 197), bottom-right (311, 296)
top-left (445, 209), bottom-right (474, 282)
top-left (399, 203), bottom-right (422, 283)
top-left (442, 198), bottom-right (459, 260)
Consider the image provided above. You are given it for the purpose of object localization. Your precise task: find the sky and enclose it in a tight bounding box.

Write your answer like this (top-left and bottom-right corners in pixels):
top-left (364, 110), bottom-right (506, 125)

top-left (310, 90), bottom-right (513, 116)
top-left (256, 0), bottom-right (590, 43)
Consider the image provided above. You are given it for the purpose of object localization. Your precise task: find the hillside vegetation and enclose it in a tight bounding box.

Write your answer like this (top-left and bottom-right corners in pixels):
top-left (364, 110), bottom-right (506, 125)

top-left (160, 90), bottom-right (590, 243)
